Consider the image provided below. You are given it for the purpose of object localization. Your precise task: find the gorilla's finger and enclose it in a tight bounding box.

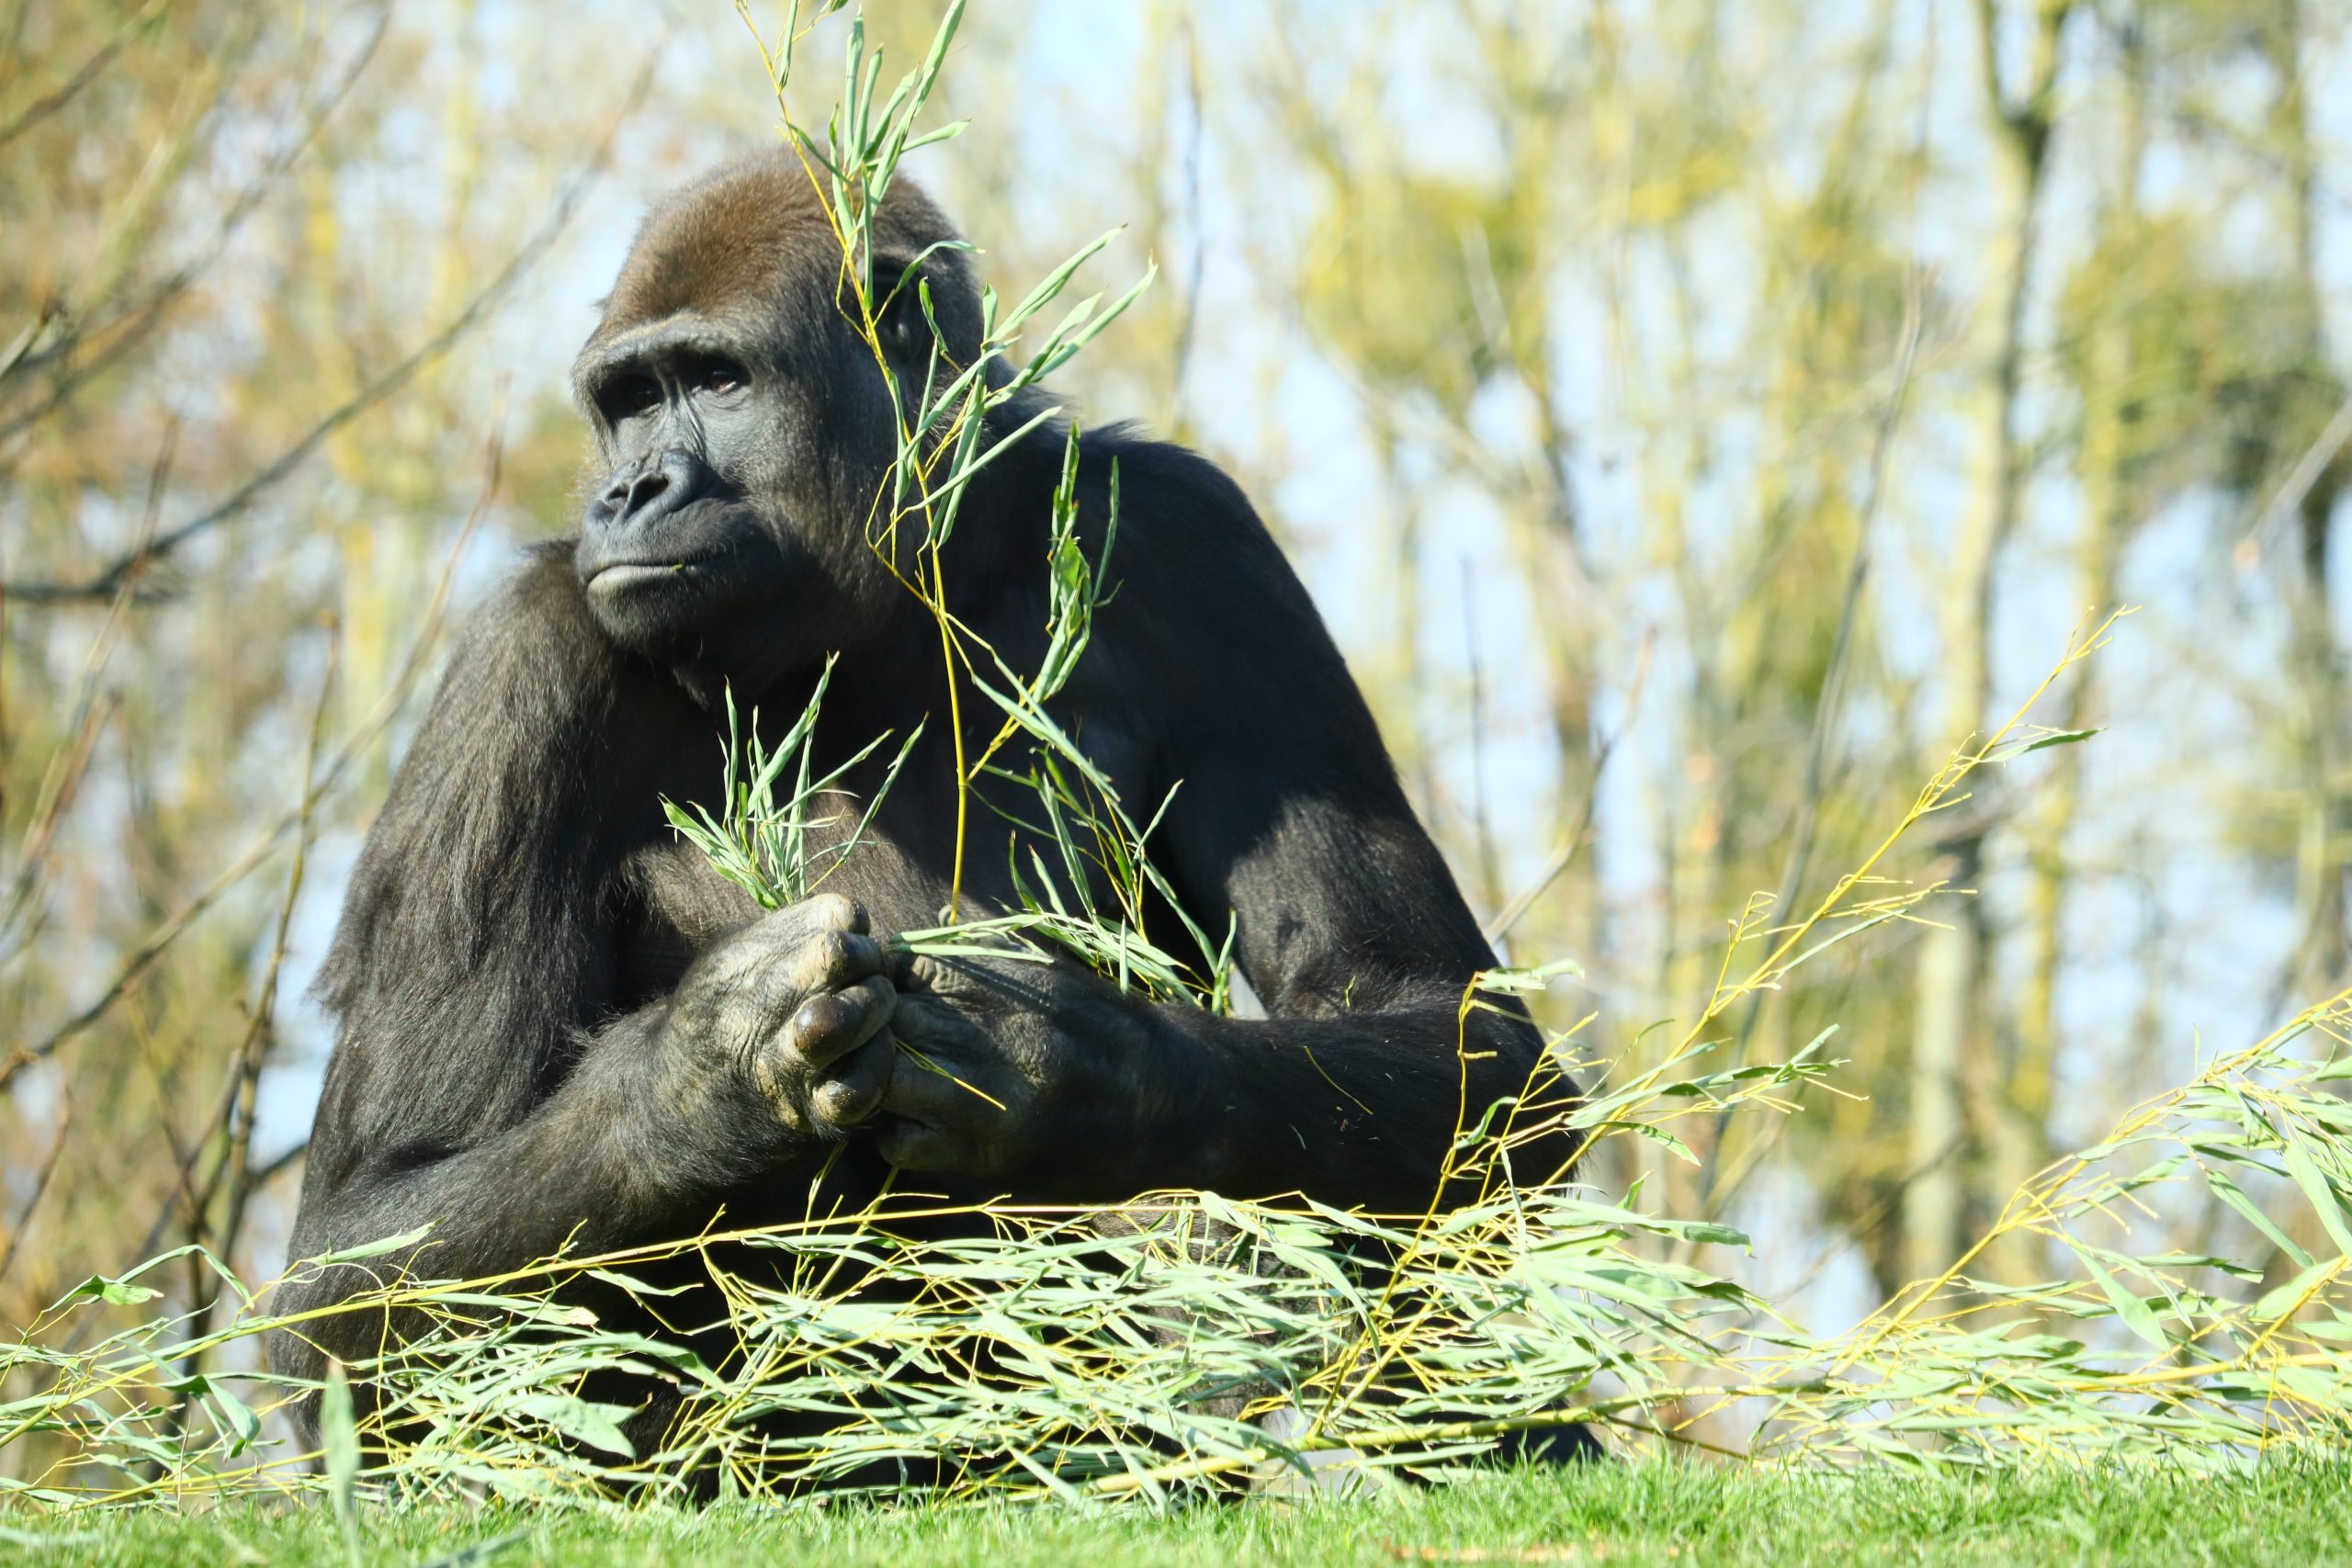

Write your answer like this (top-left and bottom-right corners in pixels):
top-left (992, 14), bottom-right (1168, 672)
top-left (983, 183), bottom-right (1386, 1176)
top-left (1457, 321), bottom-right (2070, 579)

top-left (873, 1112), bottom-right (957, 1172)
top-left (785, 974), bottom-right (896, 1068)
top-left (799, 891), bottom-right (868, 935)
top-left (809, 1035), bottom-right (895, 1130)
top-left (711, 902), bottom-right (882, 1010)
top-left (877, 1032), bottom-right (999, 1132)
top-left (893, 952), bottom-right (1023, 1003)
top-left (751, 893), bottom-right (865, 954)
top-left (784, 927), bottom-right (884, 994)
top-left (888, 952), bottom-right (955, 996)
top-left (887, 995), bottom-right (985, 1053)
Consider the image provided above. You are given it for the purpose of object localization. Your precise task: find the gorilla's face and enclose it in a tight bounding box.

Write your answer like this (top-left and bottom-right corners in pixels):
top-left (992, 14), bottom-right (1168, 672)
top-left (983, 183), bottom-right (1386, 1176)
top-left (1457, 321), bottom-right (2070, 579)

top-left (573, 330), bottom-right (786, 640)
top-left (571, 164), bottom-right (980, 696)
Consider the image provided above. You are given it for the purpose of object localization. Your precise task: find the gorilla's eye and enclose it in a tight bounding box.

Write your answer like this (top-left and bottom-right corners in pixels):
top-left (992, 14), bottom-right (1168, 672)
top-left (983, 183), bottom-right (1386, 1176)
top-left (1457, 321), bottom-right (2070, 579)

top-left (695, 358), bottom-right (747, 396)
top-left (600, 375), bottom-right (661, 423)
top-left (867, 262), bottom-right (934, 355)
top-left (878, 290), bottom-right (926, 352)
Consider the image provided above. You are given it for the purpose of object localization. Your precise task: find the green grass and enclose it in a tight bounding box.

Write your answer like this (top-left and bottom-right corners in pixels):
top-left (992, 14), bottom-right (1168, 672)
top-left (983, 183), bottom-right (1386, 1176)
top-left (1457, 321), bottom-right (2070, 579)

top-left (28, 1456), bottom-right (2352, 1567)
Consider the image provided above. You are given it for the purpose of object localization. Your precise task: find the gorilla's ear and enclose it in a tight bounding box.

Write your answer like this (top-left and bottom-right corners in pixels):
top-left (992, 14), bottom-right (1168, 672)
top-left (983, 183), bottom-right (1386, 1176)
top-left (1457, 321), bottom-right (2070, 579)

top-left (868, 243), bottom-right (985, 368)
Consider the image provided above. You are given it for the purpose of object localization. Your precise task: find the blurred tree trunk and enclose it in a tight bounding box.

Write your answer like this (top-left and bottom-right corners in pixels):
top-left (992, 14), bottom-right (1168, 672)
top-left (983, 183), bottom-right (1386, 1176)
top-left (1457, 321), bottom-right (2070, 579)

top-left (2004, 2), bottom-right (2147, 1227)
top-left (1905, 0), bottom-right (2072, 1287)
top-left (2275, 0), bottom-right (2351, 1004)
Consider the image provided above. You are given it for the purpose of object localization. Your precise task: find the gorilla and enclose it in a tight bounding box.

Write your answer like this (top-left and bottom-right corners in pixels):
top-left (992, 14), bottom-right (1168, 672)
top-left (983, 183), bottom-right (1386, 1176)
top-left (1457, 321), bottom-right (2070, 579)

top-left (271, 150), bottom-right (1570, 1445)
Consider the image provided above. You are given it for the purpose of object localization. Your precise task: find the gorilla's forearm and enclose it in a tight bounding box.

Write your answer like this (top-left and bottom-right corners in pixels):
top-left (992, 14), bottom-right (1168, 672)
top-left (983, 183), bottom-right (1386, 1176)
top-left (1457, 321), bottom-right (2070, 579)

top-left (898, 968), bottom-right (1561, 1213)
top-left (270, 1009), bottom-right (796, 1377)
top-left (877, 952), bottom-right (1560, 1211)
top-left (1162, 1001), bottom-right (1562, 1213)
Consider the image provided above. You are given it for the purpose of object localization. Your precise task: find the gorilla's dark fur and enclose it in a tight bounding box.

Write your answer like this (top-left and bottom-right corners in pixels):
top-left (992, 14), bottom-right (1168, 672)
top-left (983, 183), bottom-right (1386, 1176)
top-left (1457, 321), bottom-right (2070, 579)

top-left (272, 149), bottom-right (1576, 1461)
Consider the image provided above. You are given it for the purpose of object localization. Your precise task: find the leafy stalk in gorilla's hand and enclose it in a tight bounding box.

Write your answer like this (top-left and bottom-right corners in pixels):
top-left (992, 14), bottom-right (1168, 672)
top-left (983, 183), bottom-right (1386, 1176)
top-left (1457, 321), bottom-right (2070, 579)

top-left (659, 657), bottom-right (918, 912)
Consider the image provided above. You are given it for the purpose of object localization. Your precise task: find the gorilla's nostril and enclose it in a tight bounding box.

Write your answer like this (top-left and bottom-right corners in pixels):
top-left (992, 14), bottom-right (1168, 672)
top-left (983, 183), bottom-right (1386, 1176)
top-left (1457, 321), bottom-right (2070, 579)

top-left (594, 452), bottom-right (705, 532)
top-left (594, 468), bottom-right (642, 523)
top-left (624, 469), bottom-right (670, 516)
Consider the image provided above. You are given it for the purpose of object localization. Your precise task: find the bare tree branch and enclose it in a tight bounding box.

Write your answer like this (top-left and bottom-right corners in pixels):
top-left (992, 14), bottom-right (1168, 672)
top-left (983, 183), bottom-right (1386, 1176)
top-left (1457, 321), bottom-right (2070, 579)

top-left (0, 7), bottom-right (384, 413)
top-left (0, 54), bottom-right (652, 605)
top-left (0, 0), bottom-right (173, 154)
top-left (0, 413), bottom-right (503, 1092)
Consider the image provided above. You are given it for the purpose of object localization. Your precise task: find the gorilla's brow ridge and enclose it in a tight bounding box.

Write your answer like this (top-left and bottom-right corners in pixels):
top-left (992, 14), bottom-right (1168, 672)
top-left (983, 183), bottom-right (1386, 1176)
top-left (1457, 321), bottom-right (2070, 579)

top-left (574, 318), bottom-right (753, 400)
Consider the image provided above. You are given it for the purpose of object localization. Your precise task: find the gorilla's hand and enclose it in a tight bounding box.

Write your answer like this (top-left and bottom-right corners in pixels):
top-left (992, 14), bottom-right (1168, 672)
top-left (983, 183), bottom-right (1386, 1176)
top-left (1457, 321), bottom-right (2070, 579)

top-left (661, 892), bottom-right (898, 1144)
top-left (875, 952), bottom-right (1197, 1188)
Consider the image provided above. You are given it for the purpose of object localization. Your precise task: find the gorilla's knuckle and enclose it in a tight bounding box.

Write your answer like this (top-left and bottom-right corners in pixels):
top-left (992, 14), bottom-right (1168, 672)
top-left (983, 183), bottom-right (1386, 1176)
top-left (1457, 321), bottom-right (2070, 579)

top-left (909, 953), bottom-right (989, 1000)
top-left (812, 1074), bottom-right (880, 1130)
top-left (808, 1085), bottom-right (845, 1127)
top-left (804, 892), bottom-right (864, 932)
top-left (786, 994), bottom-right (835, 1042)
top-left (812, 929), bottom-right (880, 982)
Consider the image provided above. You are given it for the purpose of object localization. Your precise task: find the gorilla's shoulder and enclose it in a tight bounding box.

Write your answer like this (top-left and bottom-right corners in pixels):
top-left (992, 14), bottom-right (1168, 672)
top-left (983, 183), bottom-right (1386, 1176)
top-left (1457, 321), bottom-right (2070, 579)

top-left (447, 539), bottom-right (616, 672)
top-left (1082, 423), bottom-right (1258, 526)
top-left (1074, 423), bottom-right (1289, 579)
top-left (1067, 422), bottom-right (1331, 657)
top-left (485, 537), bottom-right (593, 626)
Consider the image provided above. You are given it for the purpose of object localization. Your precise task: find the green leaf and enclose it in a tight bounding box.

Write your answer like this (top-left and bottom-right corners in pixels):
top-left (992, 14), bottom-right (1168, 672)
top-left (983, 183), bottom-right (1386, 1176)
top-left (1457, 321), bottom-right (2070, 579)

top-left (1628, 1122), bottom-right (1699, 1165)
top-left (1983, 728), bottom-right (2101, 763)
top-left (1668, 1221), bottom-right (1752, 1248)
top-left (511, 1393), bottom-right (637, 1458)
top-left (69, 1274), bottom-right (162, 1306)
top-left (207, 1381), bottom-right (261, 1455)
top-left (309, 1223), bottom-right (434, 1268)
top-left (2204, 1167), bottom-right (2315, 1269)
top-left (2064, 1240), bottom-right (2168, 1349)
top-left (322, 1359), bottom-right (362, 1566)
top-left (2252, 1258), bottom-right (2341, 1322)
top-left (2281, 1139), bottom-right (2352, 1260)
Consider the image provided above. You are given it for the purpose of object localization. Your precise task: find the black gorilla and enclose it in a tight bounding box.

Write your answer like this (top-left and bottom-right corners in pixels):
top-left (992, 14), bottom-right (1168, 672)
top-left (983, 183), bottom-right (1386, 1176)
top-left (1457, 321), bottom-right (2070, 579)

top-left (272, 152), bottom-right (1569, 1419)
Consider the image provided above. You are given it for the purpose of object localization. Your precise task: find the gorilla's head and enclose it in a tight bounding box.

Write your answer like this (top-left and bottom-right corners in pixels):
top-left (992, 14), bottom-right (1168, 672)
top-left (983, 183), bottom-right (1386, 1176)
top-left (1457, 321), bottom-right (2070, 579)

top-left (571, 150), bottom-right (988, 691)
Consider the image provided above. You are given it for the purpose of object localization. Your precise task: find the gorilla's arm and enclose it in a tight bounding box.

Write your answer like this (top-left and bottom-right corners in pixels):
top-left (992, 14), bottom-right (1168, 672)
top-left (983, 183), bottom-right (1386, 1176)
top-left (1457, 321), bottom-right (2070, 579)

top-left (1115, 444), bottom-right (1566, 1207)
top-left (271, 548), bottom-right (894, 1379)
top-left (878, 438), bottom-right (1568, 1214)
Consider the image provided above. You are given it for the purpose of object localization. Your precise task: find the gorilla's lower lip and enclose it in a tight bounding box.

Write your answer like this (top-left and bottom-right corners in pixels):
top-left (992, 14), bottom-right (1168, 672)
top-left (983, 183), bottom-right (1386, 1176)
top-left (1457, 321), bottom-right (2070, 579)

top-left (585, 560), bottom-right (701, 595)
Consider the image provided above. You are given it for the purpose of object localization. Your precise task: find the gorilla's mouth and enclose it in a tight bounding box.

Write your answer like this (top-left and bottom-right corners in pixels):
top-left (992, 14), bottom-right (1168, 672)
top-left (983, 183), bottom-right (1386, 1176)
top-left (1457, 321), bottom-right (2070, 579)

top-left (577, 498), bottom-right (774, 607)
top-left (580, 527), bottom-right (751, 598)
top-left (583, 558), bottom-right (712, 596)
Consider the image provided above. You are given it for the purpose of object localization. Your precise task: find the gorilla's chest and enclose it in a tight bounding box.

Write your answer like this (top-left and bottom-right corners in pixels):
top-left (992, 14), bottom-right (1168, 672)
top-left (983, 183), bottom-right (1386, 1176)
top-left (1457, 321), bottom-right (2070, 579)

top-left (605, 705), bottom-right (1164, 1009)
